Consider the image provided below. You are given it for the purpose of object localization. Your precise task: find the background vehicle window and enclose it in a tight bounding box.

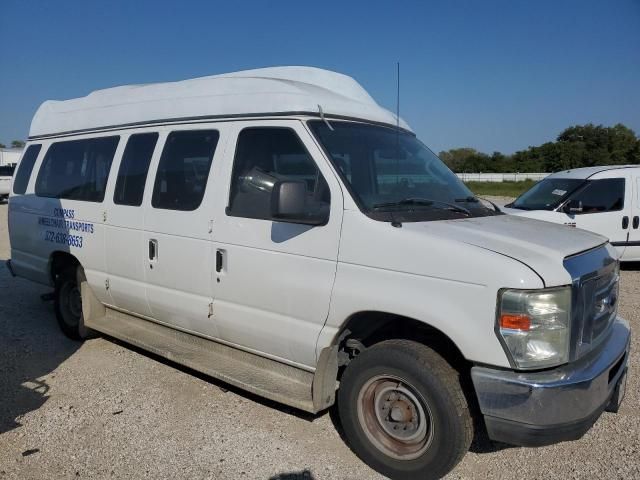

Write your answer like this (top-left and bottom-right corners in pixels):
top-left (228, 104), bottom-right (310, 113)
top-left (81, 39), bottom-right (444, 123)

top-left (12, 144), bottom-right (42, 194)
top-left (114, 133), bottom-right (158, 206)
top-left (509, 178), bottom-right (585, 211)
top-left (35, 137), bottom-right (119, 202)
top-left (227, 127), bottom-right (330, 220)
top-left (570, 178), bottom-right (625, 213)
top-left (151, 130), bottom-right (219, 211)
top-left (0, 166), bottom-right (16, 177)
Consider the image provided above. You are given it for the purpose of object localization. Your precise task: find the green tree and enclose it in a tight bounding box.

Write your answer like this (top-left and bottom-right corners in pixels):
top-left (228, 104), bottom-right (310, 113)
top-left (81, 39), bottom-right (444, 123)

top-left (555, 123), bottom-right (639, 166)
top-left (439, 148), bottom-right (481, 171)
top-left (0, 143), bottom-right (6, 148)
top-left (10, 140), bottom-right (25, 148)
top-left (442, 123), bottom-right (639, 173)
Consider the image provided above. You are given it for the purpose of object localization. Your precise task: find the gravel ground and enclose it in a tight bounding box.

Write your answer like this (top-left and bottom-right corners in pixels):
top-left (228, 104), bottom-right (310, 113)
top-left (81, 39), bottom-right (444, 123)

top-left (0, 202), bottom-right (638, 479)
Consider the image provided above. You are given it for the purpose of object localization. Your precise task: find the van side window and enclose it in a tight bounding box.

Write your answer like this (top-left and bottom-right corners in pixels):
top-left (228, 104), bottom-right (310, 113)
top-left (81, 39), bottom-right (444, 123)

top-left (12, 144), bottom-right (42, 194)
top-left (35, 137), bottom-right (119, 202)
top-left (571, 178), bottom-right (625, 214)
top-left (227, 127), bottom-right (330, 220)
top-left (151, 130), bottom-right (219, 211)
top-left (114, 133), bottom-right (158, 206)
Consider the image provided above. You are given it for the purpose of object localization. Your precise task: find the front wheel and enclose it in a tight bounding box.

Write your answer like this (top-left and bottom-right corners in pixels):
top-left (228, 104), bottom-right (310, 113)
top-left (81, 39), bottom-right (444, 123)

top-left (54, 266), bottom-right (94, 340)
top-left (337, 339), bottom-right (473, 480)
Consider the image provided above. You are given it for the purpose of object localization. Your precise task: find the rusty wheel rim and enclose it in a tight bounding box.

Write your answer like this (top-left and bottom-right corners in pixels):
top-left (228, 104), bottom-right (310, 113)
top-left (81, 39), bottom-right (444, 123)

top-left (356, 375), bottom-right (433, 460)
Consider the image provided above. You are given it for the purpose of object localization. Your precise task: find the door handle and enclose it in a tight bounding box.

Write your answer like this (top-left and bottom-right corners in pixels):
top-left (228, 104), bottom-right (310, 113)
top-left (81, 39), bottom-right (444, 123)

top-left (622, 216), bottom-right (629, 229)
top-left (216, 250), bottom-right (224, 273)
top-left (634, 216), bottom-right (639, 229)
top-left (149, 239), bottom-right (158, 261)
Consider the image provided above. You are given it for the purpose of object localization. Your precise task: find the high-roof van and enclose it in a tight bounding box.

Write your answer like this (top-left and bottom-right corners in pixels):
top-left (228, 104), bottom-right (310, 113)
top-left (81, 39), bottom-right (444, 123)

top-left (502, 165), bottom-right (640, 262)
top-left (8, 67), bottom-right (630, 480)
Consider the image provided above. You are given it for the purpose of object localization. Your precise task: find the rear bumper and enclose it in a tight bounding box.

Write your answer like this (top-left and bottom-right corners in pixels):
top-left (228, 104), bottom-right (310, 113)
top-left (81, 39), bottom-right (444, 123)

top-left (471, 317), bottom-right (630, 446)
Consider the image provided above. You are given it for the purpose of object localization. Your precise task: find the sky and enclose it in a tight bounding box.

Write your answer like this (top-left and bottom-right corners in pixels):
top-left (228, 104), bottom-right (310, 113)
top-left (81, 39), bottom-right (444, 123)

top-left (1, 0), bottom-right (639, 154)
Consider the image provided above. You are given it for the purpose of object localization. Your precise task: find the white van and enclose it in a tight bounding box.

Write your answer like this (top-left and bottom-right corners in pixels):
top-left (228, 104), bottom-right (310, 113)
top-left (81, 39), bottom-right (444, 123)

top-left (502, 166), bottom-right (640, 262)
top-left (0, 164), bottom-right (16, 201)
top-left (8, 67), bottom-right (629, 480)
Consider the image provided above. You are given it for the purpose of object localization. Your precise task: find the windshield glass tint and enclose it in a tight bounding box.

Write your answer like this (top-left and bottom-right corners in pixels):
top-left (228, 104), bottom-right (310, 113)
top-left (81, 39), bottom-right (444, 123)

top-left (511, 178), bottom-right (585, 210)
top-left (309, 121), bottom-right (475, 215)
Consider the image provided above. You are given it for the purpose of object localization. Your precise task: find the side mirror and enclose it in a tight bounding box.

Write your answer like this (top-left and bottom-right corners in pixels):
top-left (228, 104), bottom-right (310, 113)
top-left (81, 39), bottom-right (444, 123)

top-left (271, 180), bottom-right (328, 226)
top-left (563, 199), bottom-right (583, 214)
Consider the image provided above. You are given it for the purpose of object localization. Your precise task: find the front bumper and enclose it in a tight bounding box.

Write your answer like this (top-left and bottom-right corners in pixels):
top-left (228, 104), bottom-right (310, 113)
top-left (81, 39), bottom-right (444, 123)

top-left (471, 316), bottom-right (630, 447)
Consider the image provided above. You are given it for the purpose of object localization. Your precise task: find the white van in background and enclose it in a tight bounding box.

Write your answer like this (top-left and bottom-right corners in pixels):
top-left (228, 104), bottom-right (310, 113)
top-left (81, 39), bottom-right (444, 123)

top-left (7, 67), bottom-right (630, 480)
top-left (0, 164), bottom-right (16, 202)
top-left (502, 166), bottom-right (640, 262)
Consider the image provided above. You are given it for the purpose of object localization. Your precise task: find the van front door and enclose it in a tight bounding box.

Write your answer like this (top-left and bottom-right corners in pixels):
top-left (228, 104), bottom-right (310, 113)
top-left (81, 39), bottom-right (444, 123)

top-left (143, 128), bottom-right (223, 338)
top-left (210, 121), bottom-right (342, 368)
top-left (563, 174), bottom-right (632, 258)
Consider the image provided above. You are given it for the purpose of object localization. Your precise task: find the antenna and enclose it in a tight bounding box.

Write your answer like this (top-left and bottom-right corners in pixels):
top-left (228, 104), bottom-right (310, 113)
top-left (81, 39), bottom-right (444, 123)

top-left (395, 62), bottom-right (400, 185)
top-left (396, 62), bottom-right (400, 130)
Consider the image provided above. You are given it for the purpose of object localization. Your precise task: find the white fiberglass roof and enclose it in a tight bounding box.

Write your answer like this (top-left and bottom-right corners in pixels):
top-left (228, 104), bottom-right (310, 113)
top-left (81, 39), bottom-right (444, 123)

top-left (547, 165), bottom-right (640, 180)
top-left (29, 66), bottom-right (410, 138)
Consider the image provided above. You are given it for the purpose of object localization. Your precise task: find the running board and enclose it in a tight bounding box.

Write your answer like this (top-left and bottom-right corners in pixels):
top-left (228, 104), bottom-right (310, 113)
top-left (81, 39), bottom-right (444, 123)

top-left (86, 308), bottom-right (317, 413)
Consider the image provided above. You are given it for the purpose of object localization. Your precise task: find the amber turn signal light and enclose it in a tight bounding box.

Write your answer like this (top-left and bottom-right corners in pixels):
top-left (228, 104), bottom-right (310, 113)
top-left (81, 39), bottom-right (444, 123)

top-left (500, 314), bottom-right (531, 331)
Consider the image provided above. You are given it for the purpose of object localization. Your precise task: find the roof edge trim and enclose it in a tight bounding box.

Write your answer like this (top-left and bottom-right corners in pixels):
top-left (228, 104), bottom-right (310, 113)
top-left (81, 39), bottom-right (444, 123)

top-left (27, 111), bottom-right (415, 141)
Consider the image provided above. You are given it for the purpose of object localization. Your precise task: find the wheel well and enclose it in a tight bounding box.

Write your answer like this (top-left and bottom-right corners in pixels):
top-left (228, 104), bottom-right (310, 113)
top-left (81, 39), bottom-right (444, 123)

top-left (49, 251), bottom-right (80, 283)
top-left (334, 311), bottom-right (469, 378)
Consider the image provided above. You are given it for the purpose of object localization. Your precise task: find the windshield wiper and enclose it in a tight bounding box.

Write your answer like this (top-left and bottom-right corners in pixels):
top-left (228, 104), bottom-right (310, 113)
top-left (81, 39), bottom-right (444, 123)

top-left (372, 197), bottom-right (471, 216)
top-left (454, 196), bottom-right (479, 203)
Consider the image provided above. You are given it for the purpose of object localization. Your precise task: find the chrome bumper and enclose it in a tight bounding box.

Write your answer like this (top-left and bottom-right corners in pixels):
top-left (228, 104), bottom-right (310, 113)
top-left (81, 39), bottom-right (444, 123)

top-left (471, 316), bottom-right (630, 446)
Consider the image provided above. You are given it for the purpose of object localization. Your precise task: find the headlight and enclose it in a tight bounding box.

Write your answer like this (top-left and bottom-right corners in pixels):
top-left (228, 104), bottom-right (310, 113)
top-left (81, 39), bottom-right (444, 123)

top-left (497, 286), bottom-right (571, 369)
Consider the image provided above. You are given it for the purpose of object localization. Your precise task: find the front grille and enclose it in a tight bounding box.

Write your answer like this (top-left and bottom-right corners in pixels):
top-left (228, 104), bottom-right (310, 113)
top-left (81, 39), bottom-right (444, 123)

top-left (564, 244), bottom-right (619, 361)
top-left (575, 267), bottom-right (618, 358)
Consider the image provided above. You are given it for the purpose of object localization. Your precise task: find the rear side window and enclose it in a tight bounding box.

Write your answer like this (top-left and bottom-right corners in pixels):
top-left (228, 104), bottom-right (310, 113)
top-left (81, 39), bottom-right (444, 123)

top-left (227, 127), bottom-right (330, 220)
top-left (571, 178), bottom-right (625, 213)
top-left (114, 133), bottom-right (158, 206)
top-left (35, 137), bottom-right (119, 202)
top-left (12, 144), bottom-right (42, 194)
top-left (151, 130), bottom-right (219, 211)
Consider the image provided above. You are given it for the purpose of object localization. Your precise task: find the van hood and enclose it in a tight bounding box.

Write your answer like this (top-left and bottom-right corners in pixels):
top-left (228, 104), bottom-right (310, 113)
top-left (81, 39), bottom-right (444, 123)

top-left (403, 214), bottom-right (608, 286)
top-left (500, 205), bottom-right (553, 218)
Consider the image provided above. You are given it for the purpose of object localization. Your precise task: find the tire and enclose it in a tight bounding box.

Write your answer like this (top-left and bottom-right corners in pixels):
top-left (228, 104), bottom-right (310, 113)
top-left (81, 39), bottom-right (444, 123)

top-left (337, 339), bottom-right (473, 480)
top-left (54, 266), bottom-right (94, 340)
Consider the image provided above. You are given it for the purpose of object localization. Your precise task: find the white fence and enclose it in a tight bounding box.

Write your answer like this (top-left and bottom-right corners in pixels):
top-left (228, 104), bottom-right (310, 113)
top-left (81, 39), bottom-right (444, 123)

top-left (456, 172), bottom-right (549, 183)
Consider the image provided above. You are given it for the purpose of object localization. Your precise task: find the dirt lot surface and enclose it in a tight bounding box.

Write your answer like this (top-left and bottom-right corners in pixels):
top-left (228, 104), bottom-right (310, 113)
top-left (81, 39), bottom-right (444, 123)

top-left (1, 202), bottom-right (638, 479)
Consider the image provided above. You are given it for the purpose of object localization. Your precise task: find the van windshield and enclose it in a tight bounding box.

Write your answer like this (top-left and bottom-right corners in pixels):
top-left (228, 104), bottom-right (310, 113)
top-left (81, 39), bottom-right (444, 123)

top-left (508, 178), bottom-right (585, 211)
top-left (308, 120), bottom-right (496, 222)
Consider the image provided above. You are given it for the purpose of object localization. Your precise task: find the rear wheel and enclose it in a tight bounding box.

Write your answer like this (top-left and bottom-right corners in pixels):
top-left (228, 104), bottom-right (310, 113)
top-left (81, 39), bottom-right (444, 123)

top-left (54, 266), bottom-right (93, 340)
top-left (337, 339), bottom-right (473, 480)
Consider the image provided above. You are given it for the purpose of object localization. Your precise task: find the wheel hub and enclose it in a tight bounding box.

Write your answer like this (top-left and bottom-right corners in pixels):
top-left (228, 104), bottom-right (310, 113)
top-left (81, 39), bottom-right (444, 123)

top-left (357, 375), bottom-right (434, 460)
